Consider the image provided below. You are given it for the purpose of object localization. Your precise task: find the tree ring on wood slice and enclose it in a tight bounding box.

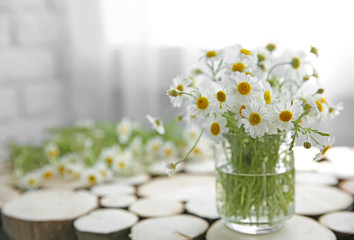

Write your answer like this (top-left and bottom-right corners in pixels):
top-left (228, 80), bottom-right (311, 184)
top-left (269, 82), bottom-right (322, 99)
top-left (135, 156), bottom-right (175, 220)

top-left (295, 185), bottom-right (353, 216)
top-left (185, 198), bottom-right (219, 220)
top-left (339, 179), bottom-right (354, 195)
top-left (111, 173), bottom-right (151, 185)
top-left (137, 174), bottom-right (215, 201)
top-left (130, 214), bottom-right (209, 240)
top-left (184, 160), bottom-right (215, 174)
top-left (206, 215), bottom-right (336, 240)
top-left (100, 194), bottom-right (137, 208)
top-left (129, 198), bottom-right (184, 218)
top-left (74, 209), bottom-right (138, 240)
top-left (295, 171), bottom-right (338, 186)
top-left (0, 185), bottom-right (21, 209)
top-left (2, 190), bottom-right (98, 240)
top-left (90, 183), bottom-right (135, 197)
top-left (319, 211), bottom-right (354, 237)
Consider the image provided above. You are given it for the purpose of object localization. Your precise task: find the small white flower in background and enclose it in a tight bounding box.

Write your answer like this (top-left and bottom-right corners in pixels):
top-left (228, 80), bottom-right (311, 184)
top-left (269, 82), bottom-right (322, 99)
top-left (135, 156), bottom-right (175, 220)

top-left (117, 117), bottom-right (133, 143)
top-left (184, 124), bottom-right (202, 143)
top-left (129, 136), bottom-right (144, 156)
top-left (82, 168), bottom-right (102, 185)
top-left (112, 150), bottom-right (132, 173)
top-left (188, 138), bottom-right (213, 161)
top-left (21, 172), bottom-right (41, 189)
top-left (329, 102), bottom-right (344, 119)
top-left (92, 129), bottom-right (106, 139)
top-left (146, 114), bottom-right (165, 135)
top-left (168, 76), bottom-right (193, 108)
top-left (232, 44), bottom-right (258, 66)
top-left (94, 162), bottom-right (113, 181)
top-left (163, 160), bottom-right (177, 176)
top-left (39, 165), bottom-right (55, 180)
top-left (63, 163), bottom-right (83, 180)
top-left (210, 82), bottom-right (234, 113)
top-left (204, 115), bottom-right (228, 142)
top-left (146, 137), bottom-right (164, 156)
top-left (313, 96), bottom-right (329, 121)
top-left (199, 49), bottom-right (224, 62)
top-left (161, 141), bottom-right (178, 159)
top-left (188, 88), bottom-right (212, 118)
top-left (273, 100), bottom-right (303, 131)
top-left (60, 153), bottom-right (83, 165)
top-left (313, 137), bottom-right (335, 162)
top-left (99, 147), bottom-right (120, 167)
top-left (238, 101), bottom-right (272, 138)
top-left (44, 143), bottom-right (60, 158)
top-left (229, 72), bottom-right (262, 102)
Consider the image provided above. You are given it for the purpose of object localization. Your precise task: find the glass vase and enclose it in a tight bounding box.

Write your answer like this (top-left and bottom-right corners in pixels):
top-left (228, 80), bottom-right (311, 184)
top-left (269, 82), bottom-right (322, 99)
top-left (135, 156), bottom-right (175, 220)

top-left (215, 130), bottom-right (295, 234)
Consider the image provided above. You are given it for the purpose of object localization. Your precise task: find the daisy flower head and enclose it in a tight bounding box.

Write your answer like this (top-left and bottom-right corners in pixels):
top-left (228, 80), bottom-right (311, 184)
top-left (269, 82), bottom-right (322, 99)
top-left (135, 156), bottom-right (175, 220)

top-left (238, 101), bottom-right (271, 138)
top-left (94, 162), bottom-right (113, 181)
top-left (233, 44), bottom-right (257, 63)
top-left (328, 102), bottom-right (344, 119)
top-left (44, 143), bottom-right (60, 159)
top-left (163, 160), bottom-right (177, 176)
top-left (113, 150), bottom-right (132, 173)
top-left (146, 136), bottom-right (164, 156)
top-left (188, 88), bottom-right (213, 118)
top-left (146, 114), bottom-right (165, 135)
top-left (188, 138), bottom-right (213, 161)
top-left (40, 165), bottom-right (55, 180)
top-left (82, 168), bottom-right (102, 186)
top-left (210, 82), bottom-right (234, 113)
top-left (21, 172), bottom-right (41, 190)
top-left (233, 99), bottom-right (248, 120)
top-left (167, 76), bottom-right (193, 108)
top-left (313, 137), bottom-right (335, 162)
top-left (273, 100), bottom-right (303, 131)
top-left (161, 141), bottom-right (178, 160)
top-left (200, 49), bottom-right (224, 62)
top-left (262, 81), bottom-right (276, 105)
top-left (117, 117), bottom-right (133, 144)
top-left (99, 147), bottom-right (120, 167)
top-left (204, 115), bottom-right (228, 142)
top-left (229, 72), bottom-right (262, 102)
top-left (64, 163), bottom-right (83, 180)
top-left (312, 96), bottom-right (329, 121)
top-left (129, 136), bottom-right (144, 156)
top-left (184, 124), bottom-right (202, 143)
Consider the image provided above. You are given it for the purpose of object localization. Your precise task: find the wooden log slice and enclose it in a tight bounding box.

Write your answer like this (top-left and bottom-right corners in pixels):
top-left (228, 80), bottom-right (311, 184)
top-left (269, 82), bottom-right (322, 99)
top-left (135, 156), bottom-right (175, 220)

top-left (100, 194), bottom-right (137, 208)
top-left (130, 214), bottom-right (209, 240)
top-left (129, 198), bottom-right (184, 218)
top-left (90, 183), bottom-right (135, 197)
top-left (137, 174), bottom-right (215, 201)
top-left (296, 185), bottom-right (353, 216)
top-left (0, 185), bottom-right (21, 209)
top-left (339, 179), bottom-right (354, 195)
top-left (295, 171), bottom-right (338, 186)
top-left (184, 160), bottom-right (215, 174)
top-left (2, 190), bottom-right (98, 240)
top-left (74, 209), bottom-right (138, 240)
top-left (185, 198), bottom-right (219, 220)
top-left (206, 215), bottom-right (336, 240)
top-left (319, 211), bottom-right (354, 239)
top-left (41, 177), bottom-right (88, 190)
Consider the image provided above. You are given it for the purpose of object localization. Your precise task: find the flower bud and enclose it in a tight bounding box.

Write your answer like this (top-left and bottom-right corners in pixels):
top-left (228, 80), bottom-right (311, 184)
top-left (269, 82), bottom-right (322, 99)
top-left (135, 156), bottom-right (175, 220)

top-left (168, 89), bottom-right (178, 97)
top-left (310, 46), bottom-right (319, 56)
top-left (266, 43), bottom-right (276, 52)
top-left (303, 141), bottom-right (312, 149)
top-left (303, 103), bottom-right (312, 112)
top-left (316, 88), bottom-right (324, 94)
top-left (303, 75), bottom-right (310, 81)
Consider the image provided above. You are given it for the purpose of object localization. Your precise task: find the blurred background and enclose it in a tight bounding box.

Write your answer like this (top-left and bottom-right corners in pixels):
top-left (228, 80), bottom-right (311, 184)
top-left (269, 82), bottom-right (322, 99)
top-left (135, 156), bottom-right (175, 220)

top-left (0, 0), bottom-right (353, 159)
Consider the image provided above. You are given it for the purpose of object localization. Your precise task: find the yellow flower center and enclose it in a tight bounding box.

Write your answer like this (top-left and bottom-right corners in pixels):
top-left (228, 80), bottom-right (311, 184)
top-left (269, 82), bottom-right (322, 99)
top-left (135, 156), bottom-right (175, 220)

top-left (28, 179), bottom-right (36, 186)
top-left (210, 122), bottom-right (221, 136)
top-left (237, 82), bottom-right (251, 95)
top-left (49, 150), bottom-right (58, 158)
top-left (322, 145), bottom-right (331, 155)
top-left (321, 97), bottom-right (327, 104)
top-left (239, 105), bottom-right (246, 118)
top-left (196, 97), bottom-right (209, 110)
top-left (58, 166), bottom-right (65, 174)
top-left (106, 157), bottom-right (113, 164)
top-left (193, 148), bottom-right (200, 154)
top-left (88, 175), bottom-right (96, 184)
top-left (315, 100), bottom-right (323, 112)
top-left (206, 51), bottom-right (217, 58)
top-left (257, 54), bottom-right (266, 62)
top-left (189, 132), bottom-right (197, 139)
top-left (291, 57), bottom-right (301, 69)
top-left (249, 113), bottom-right (262, 125)
top-left (152, 144), bottom-right (160, 151)
top-left (43, 171), bottom-right (52, 179)
top-left (121, 126), bottom-right (129, 134)
top-left (166, 149), bottom-right (173, 156)
top-left (232, 62), bottom-right (246, 72)
top-left (240, 48), bottom-right (251, 55)
top-left (67, 169), bottom-right (73, 175)
top-left (245, 72), bottom-right (254, 76)
top-left (279, 110), bottom-right (293, 122)
top-left (177, 84), bottom-right (183, 96)
top-left (100, 170), bottom-right (107, 177)
top-left (264, 90), bottom-right (271, 104)
top-left (119, 162), bottom-right (126, 169)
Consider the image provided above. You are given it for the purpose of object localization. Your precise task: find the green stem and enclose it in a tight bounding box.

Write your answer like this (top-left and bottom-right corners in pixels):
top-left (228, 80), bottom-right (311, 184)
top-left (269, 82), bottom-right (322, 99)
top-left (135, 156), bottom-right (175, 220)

top-left (176, 129), bottom-right (204, 166)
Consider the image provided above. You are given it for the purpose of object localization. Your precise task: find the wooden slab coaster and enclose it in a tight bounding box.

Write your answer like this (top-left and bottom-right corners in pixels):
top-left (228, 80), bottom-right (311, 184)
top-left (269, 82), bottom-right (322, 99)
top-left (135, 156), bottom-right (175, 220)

top-left (130, 214), bottom-right (209, 240)
top-left (185, 198), bottom-right (219, 220)
top-left (319, 211), bottom-right (354, 239)
top-left (111, 173), bottom-right (151, 185)
top-left (296, 185), bottom-right (353, 216)
top-left (129, 198), bottom-right (184, 218)
top-left (206, 215), bottom-right (335, 240)
top-left (339, 179), bottom-right (354, 195)
top-left (74, 209), bottom-right (138, 240)
top-left (184, 160), bottom-right (215, 174)
top-left (90, 183), bottom-right (135, 197)
top-left (295, 171), bottom-right (338, 186)
top-left (137, 174), bottom-right (215, 201)
top-left (0, 185), bottom-right (21, 209)
top-left (100, 194), bottom-right (137, 208)
top-left (2, 190), bottom-right (98, 240)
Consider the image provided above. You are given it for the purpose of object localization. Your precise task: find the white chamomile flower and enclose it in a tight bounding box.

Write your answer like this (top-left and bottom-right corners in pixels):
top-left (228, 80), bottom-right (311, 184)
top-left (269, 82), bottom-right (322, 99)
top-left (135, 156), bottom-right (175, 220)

top-left (210, 82), bottom-right (234, 113)
top-left (204, 115), bottom-right (228, 142)
top-left (99, 147), bottom-right (120, 167)
top-left (313, 96), bottom-right (329, 121)
top-left (168, 76), bottom-right (193, 107)
top-left (21, 172), bottom-right (41, 189)
top-left (273, 100), bottom-right (303, 131)
top-left (82, 168), bottom-right (102, 185)
top-left (163, 160), bottom-right (176, 176)
top-left (313, 137), bottom-right (335, 162)
top-left (224, 61), bottom-right (254, 76)
top-left (262, 81), bottom-right (275, 105)
top-left (61, 153), bottom-right (83, 165)
top-left (129, 136), bottom-right (144, 156)
top-left (94, 162), bottom-right (113, 181)
top-left (238, 101), bottom-right (271, 138)
top-left (146, 114), bottom-right (165, 135)
top-left (233, 44), bottom-right (258, 66)
top-left (44, 143), bottom-right (60, 158)
top-left (188, 138), bottom-right (213, 161)
top-left (199, 49), bottom-right (224, 62)
top-left (184, 124), bottom-right (202, 143)
top-left (161, 141), bottom-right (178, 160)
top-left (229, 72), bottom-right (262, 102)
top-left (328, 102), bottom-right (344, 119)
top-left (188, 88), bottom-right (212, 118)
top-left (40, 165), bottom-right (55, 180)
top-left (64, 163), bottom-right (83, 180)
top-left (113, 151), bottom-right (132, 173)
top-left (117, 117), bottom-right (133, 143)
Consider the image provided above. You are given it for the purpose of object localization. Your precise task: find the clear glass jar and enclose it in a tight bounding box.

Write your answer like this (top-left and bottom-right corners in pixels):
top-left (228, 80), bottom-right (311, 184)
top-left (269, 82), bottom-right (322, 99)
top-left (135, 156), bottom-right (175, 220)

top-left (215, 131), bottom-right (295, 234)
